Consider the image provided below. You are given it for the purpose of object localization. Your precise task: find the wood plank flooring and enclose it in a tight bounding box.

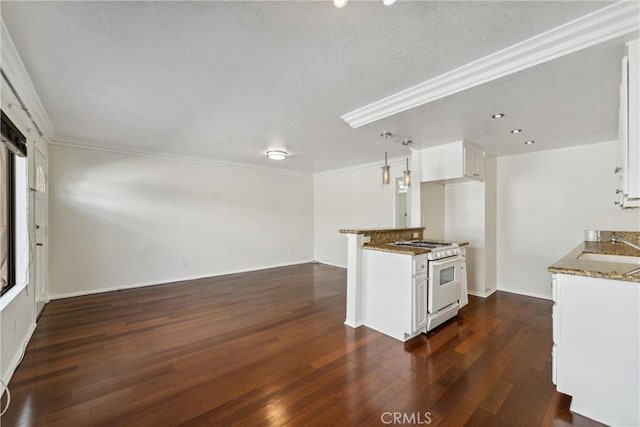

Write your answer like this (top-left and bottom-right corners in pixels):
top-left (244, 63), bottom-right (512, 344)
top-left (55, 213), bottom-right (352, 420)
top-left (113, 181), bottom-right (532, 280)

top-left (2, 263), bottom-right (603, 426)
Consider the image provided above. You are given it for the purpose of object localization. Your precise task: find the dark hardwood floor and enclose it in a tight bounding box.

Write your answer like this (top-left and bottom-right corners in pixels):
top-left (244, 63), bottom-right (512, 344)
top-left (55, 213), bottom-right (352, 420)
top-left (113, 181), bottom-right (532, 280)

top-left (2, 263), bottom-right (602, 426)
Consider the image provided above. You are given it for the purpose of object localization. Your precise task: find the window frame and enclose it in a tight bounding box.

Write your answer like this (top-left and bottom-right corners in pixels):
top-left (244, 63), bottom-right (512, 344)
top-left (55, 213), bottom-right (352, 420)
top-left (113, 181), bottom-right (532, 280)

top-left (0, 110), bottom-right (26, 297)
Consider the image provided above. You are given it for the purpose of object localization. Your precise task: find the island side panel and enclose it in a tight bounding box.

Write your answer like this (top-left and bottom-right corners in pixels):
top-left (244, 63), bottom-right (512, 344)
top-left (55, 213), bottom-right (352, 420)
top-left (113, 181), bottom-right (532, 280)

top-left (362, 249), bottom-right (413, 341)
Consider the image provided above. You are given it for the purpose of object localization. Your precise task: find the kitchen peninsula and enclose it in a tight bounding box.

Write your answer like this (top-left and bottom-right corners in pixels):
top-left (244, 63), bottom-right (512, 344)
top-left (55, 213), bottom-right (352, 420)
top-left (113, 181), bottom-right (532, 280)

top-left (340, 228), bottom-right (469, 341)
top-left (339, 228), bottom-right (425, 329)
top-left (548, 230), bottom-right (640, 426)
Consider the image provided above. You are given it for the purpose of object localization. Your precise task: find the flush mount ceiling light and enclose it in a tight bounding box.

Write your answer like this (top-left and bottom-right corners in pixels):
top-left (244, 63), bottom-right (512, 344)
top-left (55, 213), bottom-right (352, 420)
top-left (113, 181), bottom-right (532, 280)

top-left (491, 113), bottom-right (505, 119)
top-left (334, 0), bottom-right (395, 7)
top-left (266, 150), bottom-right (287, 160)
top-left (524, 140), bottom-right (535, 145)
top-left (510, 129), bottom-right (522, 134)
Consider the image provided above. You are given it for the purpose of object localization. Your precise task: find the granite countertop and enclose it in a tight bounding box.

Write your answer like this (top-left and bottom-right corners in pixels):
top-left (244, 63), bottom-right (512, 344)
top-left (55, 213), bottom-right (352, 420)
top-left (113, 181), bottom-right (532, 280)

top-left (339, 227), bottom-right (424, 234)
top-left (548, 241), bottom-right (640, 283)
top-left (363, 243), bottom-right (430, 255)
top-left (364, 240), bottom-right (470, 255)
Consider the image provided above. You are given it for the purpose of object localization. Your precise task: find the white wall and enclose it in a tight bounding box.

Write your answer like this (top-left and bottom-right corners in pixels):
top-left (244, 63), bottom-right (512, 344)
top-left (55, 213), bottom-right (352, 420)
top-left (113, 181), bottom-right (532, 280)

top-left (420, 182), bottom-right (445, 240)
top-left (444, 181), bottom-right (485, 295)
top-left (497, 140), bottom-right (640, 299)
top-left (314, 160), bottom-right (406, 267)
top-left (484, 155), bottom-right (497, 295)
top-left (48, 144), bottom-right (314, 298)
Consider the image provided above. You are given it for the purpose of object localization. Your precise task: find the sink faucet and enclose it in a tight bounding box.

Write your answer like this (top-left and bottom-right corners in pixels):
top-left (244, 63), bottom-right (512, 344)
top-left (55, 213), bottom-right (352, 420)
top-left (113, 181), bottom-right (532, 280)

top-left (610, 235), bottom-right (640, 251)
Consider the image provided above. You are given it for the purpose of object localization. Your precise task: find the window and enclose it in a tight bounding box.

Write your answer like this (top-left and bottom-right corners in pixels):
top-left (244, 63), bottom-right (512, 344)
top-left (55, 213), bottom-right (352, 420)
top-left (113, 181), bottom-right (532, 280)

top-left (0, 110), bottom-right (27, 297)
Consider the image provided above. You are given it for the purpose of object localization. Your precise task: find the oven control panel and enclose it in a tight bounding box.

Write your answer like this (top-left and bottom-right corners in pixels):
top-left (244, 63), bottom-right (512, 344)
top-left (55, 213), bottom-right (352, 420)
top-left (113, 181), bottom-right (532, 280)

top-left (427, 247), bottom-right (461, 261)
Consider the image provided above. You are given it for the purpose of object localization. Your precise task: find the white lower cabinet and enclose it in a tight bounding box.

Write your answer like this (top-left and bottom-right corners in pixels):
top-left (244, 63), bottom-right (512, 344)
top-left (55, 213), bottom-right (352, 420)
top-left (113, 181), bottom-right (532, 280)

top-left (552, 273), bottom-right (639, 426)
top-left (363, 250), bottom-right (427, 342)
top-left (412, 274), bottom-right (427, 332)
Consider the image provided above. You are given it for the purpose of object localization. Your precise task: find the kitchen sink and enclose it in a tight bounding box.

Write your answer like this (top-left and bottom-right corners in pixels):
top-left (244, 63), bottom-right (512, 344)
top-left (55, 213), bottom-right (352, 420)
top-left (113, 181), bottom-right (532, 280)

top-left (578, 252), bottom-right (640, 265)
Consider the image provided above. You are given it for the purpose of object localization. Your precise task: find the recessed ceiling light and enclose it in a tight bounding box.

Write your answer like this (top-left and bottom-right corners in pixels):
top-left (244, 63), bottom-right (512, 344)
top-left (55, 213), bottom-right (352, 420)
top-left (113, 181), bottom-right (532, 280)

top-left (510, 129), bottom-right (522, 134)
top-left (491, 113), bottom-right (504, 119)
top-left (333, 0), bottom-right (348, 7)
top-left (266, 150), bottom-right (288, 160)
top-left (524, 140), bottom-right (535, 145)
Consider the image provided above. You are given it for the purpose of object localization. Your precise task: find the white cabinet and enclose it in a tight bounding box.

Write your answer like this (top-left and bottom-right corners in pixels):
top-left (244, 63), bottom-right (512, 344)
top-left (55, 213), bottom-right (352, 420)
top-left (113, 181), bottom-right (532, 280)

top-left (551, 273), bottom-right (639, 426)
top-left (362, 250), bottom-right (427, 341)
top-left (617, 39), bottom-right (639, 208)
top-left (464, 144), bottom-right (484, 180)
top-left (420, 141), bottom-right (484, 183)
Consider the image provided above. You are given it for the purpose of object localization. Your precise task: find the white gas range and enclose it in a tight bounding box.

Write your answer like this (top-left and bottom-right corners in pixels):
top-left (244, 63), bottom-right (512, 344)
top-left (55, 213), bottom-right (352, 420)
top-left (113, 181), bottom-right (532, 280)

top-left (393, 240), bottom-right (468, 332)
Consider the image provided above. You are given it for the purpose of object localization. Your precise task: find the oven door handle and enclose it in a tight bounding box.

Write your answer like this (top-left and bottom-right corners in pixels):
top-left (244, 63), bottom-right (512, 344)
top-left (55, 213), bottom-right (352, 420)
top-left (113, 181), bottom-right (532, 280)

top-left (430, 256), bottom-right (464, 268)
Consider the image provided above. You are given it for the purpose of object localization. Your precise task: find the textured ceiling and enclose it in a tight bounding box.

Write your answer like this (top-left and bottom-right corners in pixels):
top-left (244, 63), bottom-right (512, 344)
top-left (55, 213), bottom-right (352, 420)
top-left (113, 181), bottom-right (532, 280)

top-left (1, 1), bottom-right (621, 172)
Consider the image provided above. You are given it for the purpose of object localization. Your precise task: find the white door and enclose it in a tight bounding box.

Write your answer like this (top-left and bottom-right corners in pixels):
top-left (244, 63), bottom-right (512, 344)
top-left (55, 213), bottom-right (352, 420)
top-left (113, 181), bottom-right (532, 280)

top-left (34, 147), bottom-right (47, 317)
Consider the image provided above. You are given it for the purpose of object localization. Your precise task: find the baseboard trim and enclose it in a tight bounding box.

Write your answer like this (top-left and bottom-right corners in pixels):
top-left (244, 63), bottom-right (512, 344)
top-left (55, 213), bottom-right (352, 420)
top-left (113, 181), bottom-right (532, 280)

top-left (314, 260), bottom-right (347, 269)
top-left (49, 261), bottom-right (315, 300)
top-left (344, 320), bottom-right (363, 328)
top-left (2, 321), bottom-right (37, 386)
top-left (467, 287), bottom-right (497, 298)
top-left (497, 286), bottom-right (552, 301)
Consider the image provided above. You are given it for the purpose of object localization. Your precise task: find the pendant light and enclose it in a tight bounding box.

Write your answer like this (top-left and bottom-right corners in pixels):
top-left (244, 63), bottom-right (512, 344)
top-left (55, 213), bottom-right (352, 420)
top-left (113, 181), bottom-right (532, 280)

top-left (382, 152), bottom-right (390, 185)
top-left (403, 157), bottom-right (411, 187)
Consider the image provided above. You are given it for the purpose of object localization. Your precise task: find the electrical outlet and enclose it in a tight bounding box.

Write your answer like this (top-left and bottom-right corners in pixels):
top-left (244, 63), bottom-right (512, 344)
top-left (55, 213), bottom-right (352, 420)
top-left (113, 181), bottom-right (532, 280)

top-left (363, 236), bottom-right (371, 243)
top-left (413, 232), bottom-right (419, 238)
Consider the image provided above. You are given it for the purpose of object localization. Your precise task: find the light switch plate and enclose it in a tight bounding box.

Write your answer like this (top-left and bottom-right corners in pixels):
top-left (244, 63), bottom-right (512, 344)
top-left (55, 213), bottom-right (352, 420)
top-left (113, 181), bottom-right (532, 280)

top-left (413, 232), bottom-right (419, 238)
top-left (363, 236), bottom-right (371, 243)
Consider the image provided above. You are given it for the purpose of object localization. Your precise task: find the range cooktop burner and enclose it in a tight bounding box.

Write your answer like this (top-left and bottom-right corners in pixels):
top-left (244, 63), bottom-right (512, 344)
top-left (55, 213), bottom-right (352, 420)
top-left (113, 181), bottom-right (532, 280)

top-left (393, 240), bottom-right (457, 249)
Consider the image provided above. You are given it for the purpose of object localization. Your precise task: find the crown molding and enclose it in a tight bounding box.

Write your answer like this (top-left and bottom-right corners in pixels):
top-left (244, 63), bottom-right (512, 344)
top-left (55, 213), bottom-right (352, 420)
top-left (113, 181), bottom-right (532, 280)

top-left (49, 136), bottom-right (311, 177)
top-left (314, 156), bottom-right (407, 177)
top-left (1, 19), bottom-right (56, 138)
top-left (341, 1), bottom-right (640, 128)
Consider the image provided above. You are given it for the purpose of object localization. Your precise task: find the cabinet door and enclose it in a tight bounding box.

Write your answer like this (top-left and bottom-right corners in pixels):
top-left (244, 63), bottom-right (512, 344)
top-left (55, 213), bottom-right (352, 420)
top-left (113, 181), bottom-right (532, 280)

top-left (473, 151), bottom-right (485, 180)
top-left (464, 145), bottom-right (484, 180)
top-left (463, 146), bottom-right (475, 178)
top-left (413, 276), bottom-right (427, 332)
top-left (618, 56), bottom-right (629, 199)
top-left (627, 41), bottom-right (639, 199)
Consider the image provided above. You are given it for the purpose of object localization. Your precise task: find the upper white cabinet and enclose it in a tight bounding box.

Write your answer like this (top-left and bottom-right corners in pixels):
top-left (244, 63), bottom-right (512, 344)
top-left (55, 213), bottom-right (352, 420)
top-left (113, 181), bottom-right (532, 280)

top-left (617, 39), bottom-right (639, 208)
top-left (420, 141), bottom-right (485, 183)
top-left (464, 144), bottom-right (485, 180)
